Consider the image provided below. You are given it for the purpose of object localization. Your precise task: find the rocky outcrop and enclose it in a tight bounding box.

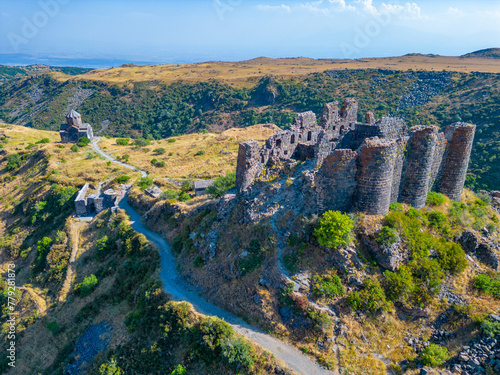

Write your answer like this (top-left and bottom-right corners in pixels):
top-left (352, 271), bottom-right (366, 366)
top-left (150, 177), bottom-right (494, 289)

top-left (458, 231), bottom-right (499, 270)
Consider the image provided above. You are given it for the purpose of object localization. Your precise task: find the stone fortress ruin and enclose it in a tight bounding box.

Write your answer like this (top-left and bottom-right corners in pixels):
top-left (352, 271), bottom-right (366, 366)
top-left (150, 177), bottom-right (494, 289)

top-left (235, 98), bottom-right (476, 216)
top-left (60, 110), bottom-right (94, 143)
top-left (74, 183), bottom-right (124, 217)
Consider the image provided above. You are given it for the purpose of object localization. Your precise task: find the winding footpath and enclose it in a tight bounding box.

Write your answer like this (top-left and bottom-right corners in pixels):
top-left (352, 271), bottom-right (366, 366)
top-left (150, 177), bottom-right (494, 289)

top-left (91, 138), bottom-right (334, 375)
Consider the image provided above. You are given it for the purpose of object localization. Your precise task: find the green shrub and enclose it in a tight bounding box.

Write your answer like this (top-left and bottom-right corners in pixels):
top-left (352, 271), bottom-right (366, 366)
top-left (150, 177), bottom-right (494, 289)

top-left (408, 258), bottom-right (444, 304)
top-left (427, 192), bottom-right (446, 206)
top-left (46, 321), bottom-right (60, 335)
top-left (473, 274), bottom-right (500, 298)
top-left (178, 193), bottom-right (191, 202)
top-left (193, 255), bottom-right (204, 267)
top-left (99, 359), bottom-right (124, 375)
top-left (116, 138), bottom-right (129, 146)
top-left (426, 211), bottom-right (448, 229)
top-left (76, 274), bottom-right (98, 297)
top-left (167, 138), bottom-right (176, 143)
top-left (137, 177), bottom-right (154, 190)
top-left (435, 242), bottom-right (467, 274)
top-left (36, 138), bottom-right (50, 144)
top-left (389, 202), bottom-right (404, 212)
top-left (194, 150), bottom-right (205, 156)
top-left (6, 154), bottom-right (23, 171)
top-left (206, 172), bottom-right (236, 198)
top-left (133, 138), bottom-right (151, 147)
top-left (116, 175), bottom-right (131, 184)
top-left (121, 154), bottom-right (130, 162)
top-left (346, 278), bottom-right (391, 313)
top-left (180, 181), bottom-right (194, 193)
top-left (480, 318), bottom-right (500, 337)
top-left (239, 240), bottom-right (264, 276)
top-left (171, 365), bottom-right (186, 375)
top-left (311, 274), bottom-right (344, 300)
top-left (376, 226), bottom-right (399, 247)
top-left (70, 144), bottom-right (79, 152)
top-left (314, 210), bottom-right (353, 249)
top-left (384, 266), bottom-right (415, 302)
top-left (154, 148), bottom-right (166, 155)
top-left (419, 344), bottom-right (448, 367)
top-left (77, 136), bottom-right (90, 147)
top-left (172, 236), bottom-right (183, 254)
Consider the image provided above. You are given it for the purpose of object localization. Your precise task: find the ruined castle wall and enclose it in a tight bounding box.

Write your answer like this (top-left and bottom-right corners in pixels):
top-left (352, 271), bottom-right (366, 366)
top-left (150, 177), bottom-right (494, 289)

top-left (400, 126), bottom-right (438, 208)
top-left (321, 102), bottom-right (340, 135)
top-left (378, 117), bottom-right (408, 139)
top-left (438, 123), bottom-right (476, 201)
top-left (429, 132), bottom-right (447, 191)
top-left (390, 136), bottom-right (410, 203)
top-left (317, 149), bottom-right (358, 213)
top-left (235, 140), bottom-right (262, 192)
top-left (313, 130), bottom-right (337, 168)
top-left (355, 138), bottom-right (397, 215)
top-left (339, 124), bottom-right (382, 150)
top-left (340, 98), bottom-right (358, 129)
top-left (75, 183), bottom-right (89, 216)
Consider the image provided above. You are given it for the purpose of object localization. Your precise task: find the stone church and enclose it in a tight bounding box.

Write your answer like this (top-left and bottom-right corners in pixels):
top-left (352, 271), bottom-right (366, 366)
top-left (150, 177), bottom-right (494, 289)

top-left (60, 110), bottom-right (94, 143)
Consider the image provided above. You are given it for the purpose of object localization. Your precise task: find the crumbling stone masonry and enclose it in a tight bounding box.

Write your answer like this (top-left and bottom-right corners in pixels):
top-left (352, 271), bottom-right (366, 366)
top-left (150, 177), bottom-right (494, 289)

top-left (74, 183), bottom-right (123, 216)
top-left (235, 98), bottom-right (476, 215)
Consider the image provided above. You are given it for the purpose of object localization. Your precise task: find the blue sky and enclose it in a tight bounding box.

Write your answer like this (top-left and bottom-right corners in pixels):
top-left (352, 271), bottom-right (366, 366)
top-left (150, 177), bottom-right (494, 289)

top-left (0, 0), bottom-right (499, 66)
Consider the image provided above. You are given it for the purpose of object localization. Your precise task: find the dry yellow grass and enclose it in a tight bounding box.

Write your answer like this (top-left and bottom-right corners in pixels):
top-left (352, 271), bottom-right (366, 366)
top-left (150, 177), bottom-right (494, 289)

top-left (51, 55), bottom-right (500, 88)
top-left (98, 124), bottom-right (279, 180)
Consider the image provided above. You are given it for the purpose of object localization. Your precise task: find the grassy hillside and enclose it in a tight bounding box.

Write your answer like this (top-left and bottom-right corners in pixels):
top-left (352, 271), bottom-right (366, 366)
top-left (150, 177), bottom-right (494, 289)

top-left (0, 64), bottom-right (92, 84)
top-left (0, 124), bottom-right (290, 375)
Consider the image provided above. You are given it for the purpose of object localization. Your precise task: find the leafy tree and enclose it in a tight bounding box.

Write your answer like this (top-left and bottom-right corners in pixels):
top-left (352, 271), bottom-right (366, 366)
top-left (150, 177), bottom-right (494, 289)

top-left (347, 278), bottom-right (391, 313)
top-left (384, 266), bottom-right (415, 302)
top-left (314, 210), bottom-right (353, 249)
top-left (77, 136), bottom-right (90, 147)
top-left (133, 137), bottom-right (151, 147)
top-left (116, 138), bottom-right (129, 146)
top-left (76, 274), bottom-right (98, 297)
top-left (116, 176), bottom-right (131, 184)
top-left (6, 154), bottom-right (22, 170)
top-left (137, 177), bottom-right (154, 190)
top-left (206, 172), bottom-right (236, 198)
top-left (99, 359), bottom-right (124, 375)
top-left (171, 365), bottom-right (186, 375)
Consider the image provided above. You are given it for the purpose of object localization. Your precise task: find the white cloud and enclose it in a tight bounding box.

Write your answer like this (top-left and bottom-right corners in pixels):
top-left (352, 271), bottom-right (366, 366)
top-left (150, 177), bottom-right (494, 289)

top-left (256, 4), bottom-right (291, 13)
top-left (328, 0), bottom-right (356, 11)
top-left (381, 2), bottom-right (423, 19)
top-left (447, 7), bottom-right (464, 16)
top-left (1, 12), bottom-right (9, 17)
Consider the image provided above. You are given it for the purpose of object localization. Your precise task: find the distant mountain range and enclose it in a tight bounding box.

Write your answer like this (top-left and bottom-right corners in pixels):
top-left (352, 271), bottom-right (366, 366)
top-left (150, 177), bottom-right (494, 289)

top-left (0, 49), bottom-right (498, 70)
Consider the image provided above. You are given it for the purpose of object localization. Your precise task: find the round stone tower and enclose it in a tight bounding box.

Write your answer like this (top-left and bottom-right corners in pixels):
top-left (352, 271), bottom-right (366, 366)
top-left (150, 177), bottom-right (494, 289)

top-left (400, 126), bottom-right (438, 208)
top-left (355, 137), bottom-right (397, 215)
top-left (438, 123), bottom-right (476, 201)
top-left (66, 109), bottom-right (82, 126)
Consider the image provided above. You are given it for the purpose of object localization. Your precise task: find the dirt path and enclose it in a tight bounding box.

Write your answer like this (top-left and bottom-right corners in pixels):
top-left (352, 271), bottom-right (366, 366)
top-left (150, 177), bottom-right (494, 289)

top-left (93, 139), bottom-right (335, 375)
top-left (58, 222), bottom-right (84, 303)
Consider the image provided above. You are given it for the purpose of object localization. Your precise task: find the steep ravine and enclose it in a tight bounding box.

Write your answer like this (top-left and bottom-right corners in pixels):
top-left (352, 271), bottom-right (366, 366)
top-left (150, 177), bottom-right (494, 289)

top-left (92, 138), bottom-right (335, 375)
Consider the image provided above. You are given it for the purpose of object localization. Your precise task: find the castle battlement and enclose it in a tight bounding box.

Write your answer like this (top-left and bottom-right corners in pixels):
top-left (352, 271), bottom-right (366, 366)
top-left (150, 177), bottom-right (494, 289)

top-left (235, 98), bottom-right (476, 215)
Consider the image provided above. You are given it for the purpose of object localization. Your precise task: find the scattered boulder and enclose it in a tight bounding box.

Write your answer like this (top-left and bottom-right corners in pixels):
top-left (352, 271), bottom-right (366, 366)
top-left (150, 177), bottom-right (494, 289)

top-left (145, 185), bottom-right (162, 199)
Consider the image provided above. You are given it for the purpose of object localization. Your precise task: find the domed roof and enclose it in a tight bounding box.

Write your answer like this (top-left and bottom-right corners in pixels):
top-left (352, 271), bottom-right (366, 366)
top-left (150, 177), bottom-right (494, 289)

top-left (66, 109), bottom-right (81, 119)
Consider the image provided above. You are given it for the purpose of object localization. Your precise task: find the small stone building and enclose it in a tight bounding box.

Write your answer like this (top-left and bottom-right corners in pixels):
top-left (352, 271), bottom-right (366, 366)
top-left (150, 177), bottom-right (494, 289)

top-left (194, 180), bottom-right (215, 196)
top-left (60, 110), bottom-right (94, 143)
top-left (74, 183), bottom-right (124, 216)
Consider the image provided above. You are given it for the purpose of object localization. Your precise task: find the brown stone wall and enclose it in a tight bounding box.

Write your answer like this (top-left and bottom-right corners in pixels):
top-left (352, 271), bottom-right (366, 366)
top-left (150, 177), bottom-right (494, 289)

top-left (316, 149), bottom-right (358, 213)
top-left (429, 132), bottom-right (447, 191)
top-left (390, 136), bottom-right (409, 203)
top-left (235, 140), bottom-right (262, 192)
top-left (438, 123), bottom-right (476, 201)
top-left (355, 138), bottom-right (397, 215)
top-left (400, 126), bottom-right (438, 208)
